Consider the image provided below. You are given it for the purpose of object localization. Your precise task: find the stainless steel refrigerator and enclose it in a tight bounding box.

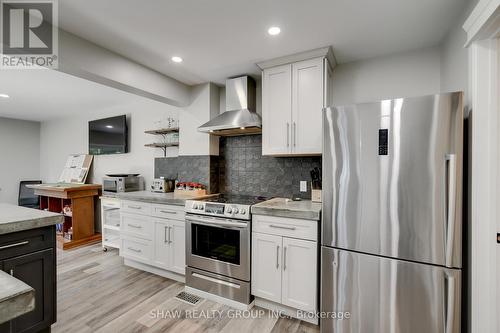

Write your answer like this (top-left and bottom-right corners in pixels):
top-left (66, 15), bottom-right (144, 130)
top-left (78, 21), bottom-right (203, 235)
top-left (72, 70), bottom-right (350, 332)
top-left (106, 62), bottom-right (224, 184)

top-left (321, 92), bottom-right (463, 333)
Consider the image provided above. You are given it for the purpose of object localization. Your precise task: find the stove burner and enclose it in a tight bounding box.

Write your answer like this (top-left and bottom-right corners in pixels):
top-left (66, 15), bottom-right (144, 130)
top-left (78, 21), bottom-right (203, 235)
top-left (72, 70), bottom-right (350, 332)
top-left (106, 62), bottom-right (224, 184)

top-left (202, 194), bottom-right (268, 205)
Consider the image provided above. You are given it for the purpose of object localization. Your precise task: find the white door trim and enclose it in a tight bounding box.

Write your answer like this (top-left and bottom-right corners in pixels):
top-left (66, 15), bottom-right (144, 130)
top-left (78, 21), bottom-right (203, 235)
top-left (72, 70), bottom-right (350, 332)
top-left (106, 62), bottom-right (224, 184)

top-left (463, 1), bottom-right (499, 332)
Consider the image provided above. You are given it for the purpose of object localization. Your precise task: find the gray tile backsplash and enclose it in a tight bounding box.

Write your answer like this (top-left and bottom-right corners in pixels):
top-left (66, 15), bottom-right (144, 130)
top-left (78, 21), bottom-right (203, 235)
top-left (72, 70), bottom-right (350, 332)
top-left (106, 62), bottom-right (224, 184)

top-left (219, 135), bottom-right (321, 199)
top-left (154, 156), bottom-right (219, 193)
top-left (154, 135), bottom-right (321, 198)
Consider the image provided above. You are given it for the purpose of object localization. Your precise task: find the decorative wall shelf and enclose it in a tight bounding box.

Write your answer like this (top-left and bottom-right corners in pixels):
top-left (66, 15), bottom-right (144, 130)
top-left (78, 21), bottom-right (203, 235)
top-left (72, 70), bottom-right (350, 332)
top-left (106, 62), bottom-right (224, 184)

top-left (144, 128), bottom-right (179, 135)
top-left (144, 127), bottom-right (179, 157)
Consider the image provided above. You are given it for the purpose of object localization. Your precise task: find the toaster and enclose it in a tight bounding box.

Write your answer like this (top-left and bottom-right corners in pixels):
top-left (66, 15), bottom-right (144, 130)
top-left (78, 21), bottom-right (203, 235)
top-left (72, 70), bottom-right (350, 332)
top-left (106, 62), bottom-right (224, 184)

top-left (151, 178), bottom-right (175, 193)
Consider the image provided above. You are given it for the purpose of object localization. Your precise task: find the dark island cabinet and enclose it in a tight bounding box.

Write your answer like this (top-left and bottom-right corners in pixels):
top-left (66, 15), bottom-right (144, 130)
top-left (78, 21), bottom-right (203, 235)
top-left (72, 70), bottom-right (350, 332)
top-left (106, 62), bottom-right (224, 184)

top-left (0, 226), bottom-right (56, 333)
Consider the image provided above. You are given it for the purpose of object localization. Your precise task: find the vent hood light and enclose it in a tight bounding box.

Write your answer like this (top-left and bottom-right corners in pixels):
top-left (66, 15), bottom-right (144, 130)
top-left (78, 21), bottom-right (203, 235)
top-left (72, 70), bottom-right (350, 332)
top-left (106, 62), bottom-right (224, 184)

top-left (171, 56), bottom-right (183, 63)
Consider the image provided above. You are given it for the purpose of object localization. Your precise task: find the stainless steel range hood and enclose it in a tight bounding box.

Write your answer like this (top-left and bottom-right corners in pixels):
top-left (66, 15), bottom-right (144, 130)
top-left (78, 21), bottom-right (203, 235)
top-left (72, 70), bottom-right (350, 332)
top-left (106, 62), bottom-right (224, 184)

top-left (198, 76), bottom-right (261, 136)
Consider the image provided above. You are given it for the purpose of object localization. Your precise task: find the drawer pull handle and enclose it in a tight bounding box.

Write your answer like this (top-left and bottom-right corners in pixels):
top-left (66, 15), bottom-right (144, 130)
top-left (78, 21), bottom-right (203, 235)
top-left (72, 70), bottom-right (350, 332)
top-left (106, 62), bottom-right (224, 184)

top-left (269, 224), bottom-right (296, 231)
top-left (127, 247), bottom-right (142, 253)
top-left (10, 269), bottom-right (14, 276)
top-left (0, 240), bottom-right (29, 250)
top-left (160, 210), bottom-right (177, 214)
top-left (128, 205), bottom-right (142, 209)
top-left (127, 224), bottom-right (142, 229)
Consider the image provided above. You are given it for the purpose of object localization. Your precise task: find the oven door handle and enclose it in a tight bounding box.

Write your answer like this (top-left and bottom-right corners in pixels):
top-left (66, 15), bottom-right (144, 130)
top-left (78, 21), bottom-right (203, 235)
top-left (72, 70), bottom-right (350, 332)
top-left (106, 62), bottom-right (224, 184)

top-left (185, 216), bottom-right (248, 229)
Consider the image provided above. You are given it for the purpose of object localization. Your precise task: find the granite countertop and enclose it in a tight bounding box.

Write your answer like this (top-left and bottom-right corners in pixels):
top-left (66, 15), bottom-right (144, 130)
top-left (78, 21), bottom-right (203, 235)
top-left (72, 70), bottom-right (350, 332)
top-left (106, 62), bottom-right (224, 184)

top-left (105, 191), bottom-right (218, 206)
top-left (0, 204), bottom-right (63, 235)
top-left (0, 271), bottom-right (35, 324)
top-left (251, 197), bottom-right (322, 220)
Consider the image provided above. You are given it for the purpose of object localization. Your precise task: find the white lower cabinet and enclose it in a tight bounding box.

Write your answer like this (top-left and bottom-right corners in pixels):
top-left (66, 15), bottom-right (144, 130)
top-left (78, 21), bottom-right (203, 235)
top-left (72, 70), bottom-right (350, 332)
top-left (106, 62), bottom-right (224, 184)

top-left (120, 201), bottom-right (185, 280)
top-left (251, 232), bottom-right (282, 303)
top-left (281, 237), bottom-right (317, 312)
top-left (251, 214), bottom-right (319, 320)
top-left (168, 220), bottom-right (186, 275)
top-left (152, 218), bottom-right (185, 275)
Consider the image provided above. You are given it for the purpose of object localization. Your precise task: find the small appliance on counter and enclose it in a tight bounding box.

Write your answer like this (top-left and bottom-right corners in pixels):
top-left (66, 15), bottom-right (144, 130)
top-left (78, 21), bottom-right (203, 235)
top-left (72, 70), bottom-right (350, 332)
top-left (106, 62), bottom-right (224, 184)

top-left (151, 178), bottom-right (175, 193)
top-left (102, 174), bottom-right (143, 194)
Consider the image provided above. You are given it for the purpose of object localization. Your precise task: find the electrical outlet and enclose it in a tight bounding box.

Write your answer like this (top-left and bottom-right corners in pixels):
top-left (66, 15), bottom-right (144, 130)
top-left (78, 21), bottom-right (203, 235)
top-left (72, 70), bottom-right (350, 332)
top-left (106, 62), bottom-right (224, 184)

top-left (300, 181), bottom-right (307, 192)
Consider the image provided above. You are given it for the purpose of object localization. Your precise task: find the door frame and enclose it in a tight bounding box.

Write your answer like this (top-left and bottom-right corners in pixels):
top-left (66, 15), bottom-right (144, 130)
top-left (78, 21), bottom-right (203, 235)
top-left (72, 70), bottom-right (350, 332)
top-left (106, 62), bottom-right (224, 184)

top-left (463, 1), bottom-right (500, 332)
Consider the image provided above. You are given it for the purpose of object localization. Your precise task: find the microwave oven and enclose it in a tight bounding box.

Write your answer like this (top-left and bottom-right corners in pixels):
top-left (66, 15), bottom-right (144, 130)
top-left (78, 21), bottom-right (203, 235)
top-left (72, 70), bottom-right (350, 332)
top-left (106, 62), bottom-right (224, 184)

top-left (102, 175), bottom-right (142, 194)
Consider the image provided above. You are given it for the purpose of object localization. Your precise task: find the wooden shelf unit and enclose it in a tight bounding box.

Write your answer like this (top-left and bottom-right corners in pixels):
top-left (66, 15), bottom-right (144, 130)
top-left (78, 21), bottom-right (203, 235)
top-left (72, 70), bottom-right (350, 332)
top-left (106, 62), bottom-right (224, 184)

top-left (32, 184), bottom-right (102, 250)
top-left (144, 128), bottom-right (180, 156)
top-left (144, 127), bottom-right (179, 135)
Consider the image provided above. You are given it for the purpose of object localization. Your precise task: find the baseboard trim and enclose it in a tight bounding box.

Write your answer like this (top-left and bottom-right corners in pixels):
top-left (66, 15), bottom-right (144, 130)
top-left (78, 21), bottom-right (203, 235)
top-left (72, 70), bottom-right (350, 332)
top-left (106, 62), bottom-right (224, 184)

top-left (254, 297), bottom-right (318, 325)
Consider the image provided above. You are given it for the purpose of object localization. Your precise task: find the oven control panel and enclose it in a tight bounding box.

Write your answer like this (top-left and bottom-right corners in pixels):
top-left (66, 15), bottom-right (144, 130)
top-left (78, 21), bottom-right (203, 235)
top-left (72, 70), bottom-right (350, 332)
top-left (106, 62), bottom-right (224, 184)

top-left (185, 201), bottom-right (251, 220)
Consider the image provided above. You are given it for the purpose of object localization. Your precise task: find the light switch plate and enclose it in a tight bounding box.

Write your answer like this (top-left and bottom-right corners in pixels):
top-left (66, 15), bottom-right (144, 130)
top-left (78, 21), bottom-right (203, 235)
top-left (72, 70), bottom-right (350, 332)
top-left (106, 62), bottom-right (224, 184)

top-left (300, 181), bottom-right (307, 192)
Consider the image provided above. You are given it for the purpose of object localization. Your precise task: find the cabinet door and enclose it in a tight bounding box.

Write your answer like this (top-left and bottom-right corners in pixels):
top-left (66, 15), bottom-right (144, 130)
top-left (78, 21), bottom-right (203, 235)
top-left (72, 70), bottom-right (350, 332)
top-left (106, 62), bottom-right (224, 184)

top-left (3, 248), bottom-right (55, 333)
top-left (282, 237), bottom-right (317, 312)
top-left (168, 220), bottom-right (186, 275)
top-left (251, 232), bottom-right (282, 303)
top-left (292, 57), bottom-right (324, 154)
top-left (262, 64), bottom-right (292, 155)
top-left (153, 220), bottom-right (170, 269)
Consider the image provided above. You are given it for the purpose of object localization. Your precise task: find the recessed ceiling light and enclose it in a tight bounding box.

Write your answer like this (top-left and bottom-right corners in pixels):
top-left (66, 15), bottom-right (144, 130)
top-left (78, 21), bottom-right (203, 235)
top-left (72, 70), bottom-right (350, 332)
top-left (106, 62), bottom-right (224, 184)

top-left (106, 125), bottom-right (114, 129)
top-left (171, 56), bottom-right (183, 63)
top-left (0, 93), bottom-right (10, 98)
top-left (267, 26), bottom-right (281, 36)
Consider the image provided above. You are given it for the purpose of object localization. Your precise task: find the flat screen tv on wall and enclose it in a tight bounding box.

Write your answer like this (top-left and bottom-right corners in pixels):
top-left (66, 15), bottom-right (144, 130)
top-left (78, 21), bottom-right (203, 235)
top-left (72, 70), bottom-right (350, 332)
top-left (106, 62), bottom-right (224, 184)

top-left (89, 115), bottom-right (128, 155)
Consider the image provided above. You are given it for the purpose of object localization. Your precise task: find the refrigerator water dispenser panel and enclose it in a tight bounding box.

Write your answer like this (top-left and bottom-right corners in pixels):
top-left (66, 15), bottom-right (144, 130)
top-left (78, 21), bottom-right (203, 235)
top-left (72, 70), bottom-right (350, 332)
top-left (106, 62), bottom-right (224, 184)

top-left (378, 129), bottom-right (388, 155)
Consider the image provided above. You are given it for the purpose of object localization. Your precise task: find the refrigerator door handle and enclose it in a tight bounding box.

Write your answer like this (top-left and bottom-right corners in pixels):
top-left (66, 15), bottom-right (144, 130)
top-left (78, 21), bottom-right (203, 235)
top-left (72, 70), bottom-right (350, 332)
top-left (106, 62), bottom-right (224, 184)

top-left (444, 272), bottom-right (456, 333)
top-left (445, 154), bottom-right (456, 267)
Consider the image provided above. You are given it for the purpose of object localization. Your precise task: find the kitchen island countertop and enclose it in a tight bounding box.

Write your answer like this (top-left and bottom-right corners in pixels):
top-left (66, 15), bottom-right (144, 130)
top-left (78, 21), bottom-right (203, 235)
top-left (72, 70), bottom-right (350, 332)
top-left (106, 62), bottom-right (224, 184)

top-left (0, 203), bottom-right (63, 235)
top-left (0, 270), bottom-right (35, 324)
top-left (251, 197), bottom-right (321, 220)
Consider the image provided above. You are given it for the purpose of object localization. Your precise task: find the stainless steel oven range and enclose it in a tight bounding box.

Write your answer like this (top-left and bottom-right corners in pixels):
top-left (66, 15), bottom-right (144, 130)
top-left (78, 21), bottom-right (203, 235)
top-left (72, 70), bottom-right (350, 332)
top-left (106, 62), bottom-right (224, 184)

top-left (185, 195), bottom-right (266, 304)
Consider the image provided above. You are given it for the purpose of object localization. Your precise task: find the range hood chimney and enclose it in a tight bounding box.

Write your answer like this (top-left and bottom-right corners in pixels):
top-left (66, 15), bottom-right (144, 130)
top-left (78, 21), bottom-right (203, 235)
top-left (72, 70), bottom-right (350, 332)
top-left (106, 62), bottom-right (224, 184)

top-left (198, 76), bottom-right (261, 136)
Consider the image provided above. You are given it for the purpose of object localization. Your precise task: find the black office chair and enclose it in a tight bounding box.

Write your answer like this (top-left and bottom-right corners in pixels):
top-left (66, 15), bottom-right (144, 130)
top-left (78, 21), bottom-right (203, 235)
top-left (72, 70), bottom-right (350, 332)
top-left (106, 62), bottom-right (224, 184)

top-left (18, 180), bottom-right (42, 209)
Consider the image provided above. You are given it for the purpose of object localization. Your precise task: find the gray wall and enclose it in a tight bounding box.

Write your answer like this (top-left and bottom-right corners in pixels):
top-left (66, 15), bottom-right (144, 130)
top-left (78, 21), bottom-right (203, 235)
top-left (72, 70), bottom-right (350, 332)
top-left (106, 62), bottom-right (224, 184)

top-left (0, 117), bottom-right (41, 204)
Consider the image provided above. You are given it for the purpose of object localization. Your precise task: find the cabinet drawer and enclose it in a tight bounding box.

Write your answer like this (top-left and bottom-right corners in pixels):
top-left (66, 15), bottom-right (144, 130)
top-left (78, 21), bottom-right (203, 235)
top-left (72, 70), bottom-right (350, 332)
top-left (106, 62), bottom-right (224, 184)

top-left (121, 237), bottom-right (152, 263)
top-left (121, 213), bottom-right (153, 240)
top-left (151, 204), bottom-right (185, 221)
top-left (0, 226), bottom-right (55, 260)
top-left (101, 197), bottom-right (120, 208)
top-left (252, 215), bottom-right (318, 241)
top-left (121, 200), bottom-right (151, 215)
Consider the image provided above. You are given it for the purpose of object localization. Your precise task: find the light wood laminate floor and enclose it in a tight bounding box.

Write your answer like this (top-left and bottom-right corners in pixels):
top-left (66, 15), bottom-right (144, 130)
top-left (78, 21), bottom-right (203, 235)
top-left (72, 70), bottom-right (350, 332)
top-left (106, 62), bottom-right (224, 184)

top-left (52, 244), bottom-right (319, 333)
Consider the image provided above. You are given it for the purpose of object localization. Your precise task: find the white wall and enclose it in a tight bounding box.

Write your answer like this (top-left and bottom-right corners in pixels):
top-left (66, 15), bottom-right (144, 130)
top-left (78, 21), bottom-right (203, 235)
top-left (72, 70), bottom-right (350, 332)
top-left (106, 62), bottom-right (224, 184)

top-left (440, 0), bottom-right (479, 114)
top-left (39, 99), bottom-right (179, 189)
top-left (179, 82), bottom-right (220, 156)
top-left (331, 46), bottom-right (442, 106)
top-left (0, 117), bottom-right (40, 204)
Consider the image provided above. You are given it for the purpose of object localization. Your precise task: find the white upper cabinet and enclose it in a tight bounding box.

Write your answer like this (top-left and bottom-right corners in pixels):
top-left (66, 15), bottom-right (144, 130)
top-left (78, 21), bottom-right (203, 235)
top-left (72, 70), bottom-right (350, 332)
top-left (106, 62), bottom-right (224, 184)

top-left (262, 56), bottom-right (333, 156)
top-left (292, 58), bottom-right (324, 154)
top-left (262, 64), bottom-right (292, 155)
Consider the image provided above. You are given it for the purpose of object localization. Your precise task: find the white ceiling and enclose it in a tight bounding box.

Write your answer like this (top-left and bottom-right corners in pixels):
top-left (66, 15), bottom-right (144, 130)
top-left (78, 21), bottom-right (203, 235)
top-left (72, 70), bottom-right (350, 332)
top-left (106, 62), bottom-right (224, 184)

top-left (0, 70), bottom-right (158, 121)
top-left (0, 0), bottom-right (468, 122)
top-left (59, 0), bottom-right (467, 85)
